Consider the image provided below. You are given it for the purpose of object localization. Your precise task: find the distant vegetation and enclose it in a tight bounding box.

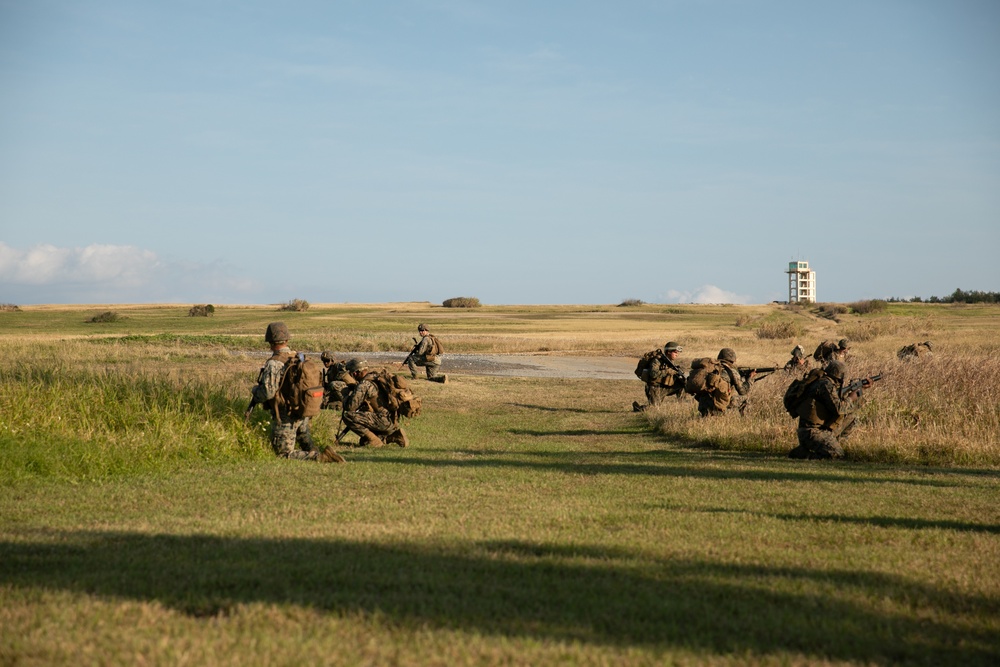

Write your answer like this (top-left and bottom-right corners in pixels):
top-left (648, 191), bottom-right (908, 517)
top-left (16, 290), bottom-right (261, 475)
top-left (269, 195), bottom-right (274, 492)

top-left (0, 303), bottom-right (21, 312)
top-left (188, 304), bottom-right (216, 317)
top-left (86, 311), bottom-right (124, 323)
top-left (279, 299), bottom-right (310, 312)
top-left (617, 299), bottom-right (645, 307)
top-left (442, 297), bottom-right (481, 308)
top-left (849, 299), bottom-right (888, 315)
top-left (889, 288), bottom-right (1000, 304)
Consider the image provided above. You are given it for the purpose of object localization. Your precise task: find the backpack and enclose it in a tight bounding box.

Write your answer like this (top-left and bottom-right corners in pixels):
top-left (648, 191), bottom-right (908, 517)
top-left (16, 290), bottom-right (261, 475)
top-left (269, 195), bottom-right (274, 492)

top-left (634, 350), bottom-right (661, 381)
top-left (782, 368), bottom-right (825, 417)
top-left (275, 352), bottom-right (325, 422)
top-left (370, 369), bottom-right (422, 419)
top-left (428, 335), bottom-right (444, 357)
top-left (685, 358), bottom-right (725, 395)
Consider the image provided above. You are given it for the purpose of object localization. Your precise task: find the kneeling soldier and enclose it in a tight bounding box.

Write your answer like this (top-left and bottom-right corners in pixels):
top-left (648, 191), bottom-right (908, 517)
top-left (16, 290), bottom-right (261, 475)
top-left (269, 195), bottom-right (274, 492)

top-left (341, 359), bottom-right (410, 448)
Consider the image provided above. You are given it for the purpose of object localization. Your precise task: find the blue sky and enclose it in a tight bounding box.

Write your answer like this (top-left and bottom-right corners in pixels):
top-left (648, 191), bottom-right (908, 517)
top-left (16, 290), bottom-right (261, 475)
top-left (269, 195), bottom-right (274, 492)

top-left (1, 0), bottom-right (998, 305)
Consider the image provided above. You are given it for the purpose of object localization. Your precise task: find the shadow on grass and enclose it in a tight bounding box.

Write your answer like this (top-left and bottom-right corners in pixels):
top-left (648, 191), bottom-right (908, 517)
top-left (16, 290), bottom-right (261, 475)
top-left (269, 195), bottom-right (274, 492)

top-left (690, 507), bottom-right (1000, 534)
top-left (1, 532), bottom-right (996, 665)
top-left (508, 403), bottom-right (619, 414)
top-left (373, 448), bottom-right (964, 487)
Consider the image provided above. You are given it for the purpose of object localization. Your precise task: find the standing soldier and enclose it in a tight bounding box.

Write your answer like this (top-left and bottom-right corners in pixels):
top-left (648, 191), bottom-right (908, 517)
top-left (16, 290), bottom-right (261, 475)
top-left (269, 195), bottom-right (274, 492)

top-left (787, 360), bottom-right (857, 460)
top-left (341, 359), bottom-right (410, 448)
top-left (406, 323), bottom-right (447, 383)
top-left (688, 348), bottom-right (755, 417)
top-left (633, 341), bottom-right (686, 412)
top-left (250, 323), bottom-right (344, 463)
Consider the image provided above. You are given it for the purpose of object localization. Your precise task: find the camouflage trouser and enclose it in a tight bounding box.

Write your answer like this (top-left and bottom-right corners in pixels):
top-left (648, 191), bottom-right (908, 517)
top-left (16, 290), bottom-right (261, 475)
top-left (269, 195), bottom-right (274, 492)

top-left (696, 392), bottom-right (730, 417)
top-left (407, 356), bottom-right (441, 379)
top-left (342, 409), bottom-right (395, 437)
top-left (792, 427), bottom-right (844, 459)
top-left (270, 418), bottom-right (318, 460)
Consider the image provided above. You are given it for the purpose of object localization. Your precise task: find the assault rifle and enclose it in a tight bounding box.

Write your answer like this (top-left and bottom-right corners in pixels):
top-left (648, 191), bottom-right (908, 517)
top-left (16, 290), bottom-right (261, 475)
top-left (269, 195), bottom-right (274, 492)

top-left (840, 373), bottom-right (884, 400)
top-left (738, 366), bottom-right (781, 383)
top-left (243, 393), bottom-right (261, 423)
top-left (399, 337), bottom-right (420, 368)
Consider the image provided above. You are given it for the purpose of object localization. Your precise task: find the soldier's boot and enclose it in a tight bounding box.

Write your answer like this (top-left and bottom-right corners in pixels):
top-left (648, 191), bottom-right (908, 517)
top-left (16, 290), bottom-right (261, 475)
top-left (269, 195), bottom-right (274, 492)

top-left (632, 401), bottom-right (647, 412)
top-left (787, 445), bottom-right (809, 459)
top-left (429, 374), bottom-right (448, 384)
top-left (386, 428), bottom-right (409, 448)
top-left (318, 447), bottom-right (347, 463)
top-left (358, 429), bottom-right (385, 448)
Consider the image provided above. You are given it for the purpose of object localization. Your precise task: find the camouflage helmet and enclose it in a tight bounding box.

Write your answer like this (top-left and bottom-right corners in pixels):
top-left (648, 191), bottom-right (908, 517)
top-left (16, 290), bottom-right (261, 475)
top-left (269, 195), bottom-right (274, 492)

top-left (264, 322), bottom-right (290, 344)
top-left (717, 348), bottom-right (737, 363)
top-left (320, 350), bottom-right (336, 363)
top-left (417, 323), bottom-right (429, 332)
top-left (791, 344), bottom-right (805, 359)
top-left (345, 358), bottom-right (367, 373)
top-left (663, 341), bottom-right (683, 353)
top-left (837, 338), bottom-right (850, 350)
top-left (825, 360), bottom-right (846, 381)
top-left (922, 340), bottom-right (934, 350)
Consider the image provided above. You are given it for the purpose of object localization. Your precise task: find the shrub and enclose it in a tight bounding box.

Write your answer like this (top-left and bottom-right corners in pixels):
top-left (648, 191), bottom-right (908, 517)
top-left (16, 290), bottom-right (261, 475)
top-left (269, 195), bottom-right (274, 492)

top-left (188, 304), bottom-right (216, 317)
top-left (735, 315), bottom-right (755, 327)
top-left (442, 297), bottom-right (481, 308)
top-left (0, 303), bottom-right (21, 312)
top-left (617, 299), bottom-right (645, 307)
top-left (755, 319), bottom-right (804, 340)
top-left (86, 311), bottom-right (124, 324)
top-left (850, 299), bottom-right (888, 315)
top-left (279, 299), bottom-right (310, 312)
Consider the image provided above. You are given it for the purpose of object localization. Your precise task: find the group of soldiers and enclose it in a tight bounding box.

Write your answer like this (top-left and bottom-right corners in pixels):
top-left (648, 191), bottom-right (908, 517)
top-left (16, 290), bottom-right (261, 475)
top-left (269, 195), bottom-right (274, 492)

top-left (633, 336), bottom-right (931, 460)
top-left (249, 322), bottom-right (445, 464)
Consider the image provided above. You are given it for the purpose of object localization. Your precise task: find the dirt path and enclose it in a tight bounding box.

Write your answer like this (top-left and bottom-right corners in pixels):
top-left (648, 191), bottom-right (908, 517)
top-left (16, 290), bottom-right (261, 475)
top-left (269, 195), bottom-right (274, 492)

top-left (351, 352), bottom-right (637, 379)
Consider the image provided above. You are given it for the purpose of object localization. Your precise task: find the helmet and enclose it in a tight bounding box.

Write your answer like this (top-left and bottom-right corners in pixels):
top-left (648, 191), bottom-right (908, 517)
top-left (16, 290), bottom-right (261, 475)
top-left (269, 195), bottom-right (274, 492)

top-left (825, 360), bottom-right (846, 381)
top-left (345, 358), bottom-right (367, 373)
top-left (838, 338), bottom-right (850, 350)
top-left (791, 344), bottom-right (805, 359)
top-left (417, 323), bottom-right (429, 332)
top-left (264, 322), bottom-right (289, 343)
top-left (717, 348), bottom-right (736, 363)
top-left (922, 341), bottom-right (934, 350)
top-left (320, 350), bottom-right (335, 363)
top-left (663, 341), bottom-right (683, 353)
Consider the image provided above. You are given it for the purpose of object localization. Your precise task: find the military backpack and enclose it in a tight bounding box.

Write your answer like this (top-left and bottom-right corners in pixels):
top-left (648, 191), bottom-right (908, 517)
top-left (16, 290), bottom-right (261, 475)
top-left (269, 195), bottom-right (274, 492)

top-left (634, 350), bottom-right (662, 382)
top-left (782, 368), bottom-right (826, 417)
top-left (370, 369), bottom-right (422, 419)
top-left (275, 352), bottom-right (326, 422)
top-left (684, 358), bottom-right (725, 395)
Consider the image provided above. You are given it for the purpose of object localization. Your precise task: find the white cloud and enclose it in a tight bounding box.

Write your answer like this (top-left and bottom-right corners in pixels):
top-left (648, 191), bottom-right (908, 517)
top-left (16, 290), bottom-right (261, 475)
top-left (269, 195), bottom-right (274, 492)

top-left (661, 284), bottom-right (752, 305)
top-left (0, 242), bottom-right (259, 304)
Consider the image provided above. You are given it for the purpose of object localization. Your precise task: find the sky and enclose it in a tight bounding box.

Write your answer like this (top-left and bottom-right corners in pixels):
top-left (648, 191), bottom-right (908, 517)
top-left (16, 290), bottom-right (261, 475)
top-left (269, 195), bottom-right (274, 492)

top-left (1, 0), bottom-right (998, 306)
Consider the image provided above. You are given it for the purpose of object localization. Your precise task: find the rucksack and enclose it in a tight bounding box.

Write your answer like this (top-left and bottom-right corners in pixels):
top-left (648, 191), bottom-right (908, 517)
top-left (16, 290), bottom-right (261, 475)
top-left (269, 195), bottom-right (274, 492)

top-left (685, 358), bottom-right (725, 395)
top-left (429, 335), bottom-right (444, 356)
top-left (370, 369), bottom-right (422, 419)
top-left (634, 350), bottom-right (661, 381)
top-left (782, 368), bottom-right (825, 417)
top-left (275, 352), bottom-right (325, 422)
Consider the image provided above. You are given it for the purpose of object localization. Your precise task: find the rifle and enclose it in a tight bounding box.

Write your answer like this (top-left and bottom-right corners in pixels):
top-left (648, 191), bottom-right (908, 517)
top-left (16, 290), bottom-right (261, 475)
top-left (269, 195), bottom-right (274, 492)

top-left (840, 373), bottom-right (884, 400)
top-left (243, 394), bottom-right (261, 423)
top-left (738, 366), bottom-right (781, 383)
top-left (399, 337), bottom-right (420, 368)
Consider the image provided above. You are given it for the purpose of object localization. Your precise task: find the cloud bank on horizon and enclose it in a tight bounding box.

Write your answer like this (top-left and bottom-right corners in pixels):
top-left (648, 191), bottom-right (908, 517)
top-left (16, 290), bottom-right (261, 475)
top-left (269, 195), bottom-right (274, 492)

top-left (1, 2), bottom-right (998, 306)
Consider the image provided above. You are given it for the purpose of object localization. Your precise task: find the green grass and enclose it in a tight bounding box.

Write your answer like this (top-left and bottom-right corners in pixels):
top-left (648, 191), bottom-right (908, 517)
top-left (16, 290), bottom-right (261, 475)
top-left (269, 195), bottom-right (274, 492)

top-left (1, 304), bottom-right (999, 665)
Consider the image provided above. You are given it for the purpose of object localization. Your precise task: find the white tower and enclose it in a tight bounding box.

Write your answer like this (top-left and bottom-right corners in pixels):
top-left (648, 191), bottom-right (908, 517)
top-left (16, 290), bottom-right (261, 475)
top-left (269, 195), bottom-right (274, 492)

top-left (787, 260), bottom-right (816, 303)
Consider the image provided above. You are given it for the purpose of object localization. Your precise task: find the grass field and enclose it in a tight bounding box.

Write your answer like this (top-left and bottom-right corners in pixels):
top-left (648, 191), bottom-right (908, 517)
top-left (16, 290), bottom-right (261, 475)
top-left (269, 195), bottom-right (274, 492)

top-left (1, 302), bottom-right (999, 665)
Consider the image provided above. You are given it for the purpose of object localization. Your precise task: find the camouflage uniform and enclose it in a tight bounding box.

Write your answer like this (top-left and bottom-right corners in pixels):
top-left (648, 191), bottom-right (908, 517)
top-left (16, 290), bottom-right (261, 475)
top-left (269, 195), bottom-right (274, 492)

top-left (341, 372), bottom-right (406, 446)
top-left (813, 339), bottom-right (850, 364)
top-left (695, 350), bottom-right (751, 417)
top-left (783, 345), bottom-right (811, 374)
top-left (898, 341), bottom-right (933, 361)
top-left (252, 345), bottom-right (318, 460)
top-left (320, 352), bottom-right (355, 410)
top-left (788, 362), bottom-right (854, 460)
top-left (634, 342), bottom-right (687, 411)
top-left (407, 324), bottom-right (445, 382)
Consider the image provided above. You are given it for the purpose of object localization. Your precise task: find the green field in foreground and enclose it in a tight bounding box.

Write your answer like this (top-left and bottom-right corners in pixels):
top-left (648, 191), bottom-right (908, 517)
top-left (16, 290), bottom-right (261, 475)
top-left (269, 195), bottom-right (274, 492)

top-left (1, 303), bottom-right (999, 665)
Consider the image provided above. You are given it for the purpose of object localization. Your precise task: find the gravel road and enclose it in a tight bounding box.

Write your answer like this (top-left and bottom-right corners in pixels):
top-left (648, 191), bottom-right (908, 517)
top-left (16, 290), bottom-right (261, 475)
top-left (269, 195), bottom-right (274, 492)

top-left (340, 352), bottom-right (637, 380)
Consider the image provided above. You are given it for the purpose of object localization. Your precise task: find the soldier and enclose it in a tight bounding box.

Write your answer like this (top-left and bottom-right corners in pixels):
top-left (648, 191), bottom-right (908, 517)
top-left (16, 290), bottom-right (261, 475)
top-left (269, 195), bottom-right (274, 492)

top-left (787, 360), bottom-right (857, 460)
top-left (692, 348), bottom-right (755, 417)
top-left (783, 344), bottom-right (810, 373)
top-left (633, 341), bottom-right (686, 412)
top-left (251, 323), bottom-right (344, 463)
top-left (898, 341), bottom-right (933, 361)
top-left (320, 350), bottom-right (356, 410)
top-left (406, 323), bottom-right (447, 383)
top-left (813, 338), bottom-right (850, 364)
top-left (341, 358), bottom-right (410, 448)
